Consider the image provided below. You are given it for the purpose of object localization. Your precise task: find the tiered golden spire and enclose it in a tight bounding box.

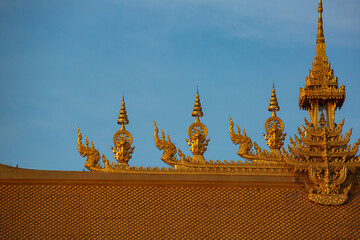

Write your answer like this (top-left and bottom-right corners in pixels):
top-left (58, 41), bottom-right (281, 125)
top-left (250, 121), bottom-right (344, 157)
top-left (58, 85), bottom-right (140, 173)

top-left (286, 0), bottom-right (360, 205)
top-left (187, 87), bottom-right (209, 163)
top-left (112, 94), bottom-right (134, 166)
top-left (299, 0), bottom-right (345, 129)
top-left (315, 0), bottom-right (326, 60)
top-left (117, 94), bottom-right (129, 128)
top-left (192, 86), bottom-right (203, 120)
top-left (230, 1), bottom-right (360, 204)
top-left (268, 81), bottom-right (280, 117)
top-left (263, 82), bottom-right (286, 154)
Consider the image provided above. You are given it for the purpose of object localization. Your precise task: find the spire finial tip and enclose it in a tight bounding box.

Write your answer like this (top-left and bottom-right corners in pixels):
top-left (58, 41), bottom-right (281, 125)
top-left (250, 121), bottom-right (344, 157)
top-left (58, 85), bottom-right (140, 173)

top-left (118, 93), bottom-right (129, 125)
top-left (192, 86), bottom-right (203, 118)
top-left (268, 81), bottom-right (280, 113)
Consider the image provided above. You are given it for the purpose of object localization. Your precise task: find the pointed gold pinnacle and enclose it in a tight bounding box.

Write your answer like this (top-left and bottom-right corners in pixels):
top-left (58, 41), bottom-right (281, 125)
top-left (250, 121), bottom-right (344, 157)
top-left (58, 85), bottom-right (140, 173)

top-left (317, 0), bottom-right (325, 44)
top-left (117, 94), bottom-right (129, 126)
top-left (192, 86), bottom-right (203, 118)
top-left (268, 81), bottom-right (280, 116)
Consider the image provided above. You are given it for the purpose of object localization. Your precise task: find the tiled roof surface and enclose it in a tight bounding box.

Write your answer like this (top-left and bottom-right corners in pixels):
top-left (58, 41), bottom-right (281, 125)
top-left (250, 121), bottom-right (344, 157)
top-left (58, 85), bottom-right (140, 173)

top-left (1, 181), bottom-right (359, 239)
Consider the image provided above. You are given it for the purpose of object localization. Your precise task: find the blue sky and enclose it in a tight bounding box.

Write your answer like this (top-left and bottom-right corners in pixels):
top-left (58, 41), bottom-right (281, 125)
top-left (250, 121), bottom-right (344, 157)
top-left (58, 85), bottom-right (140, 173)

top-left (0, 0), bottom-right (359, 171)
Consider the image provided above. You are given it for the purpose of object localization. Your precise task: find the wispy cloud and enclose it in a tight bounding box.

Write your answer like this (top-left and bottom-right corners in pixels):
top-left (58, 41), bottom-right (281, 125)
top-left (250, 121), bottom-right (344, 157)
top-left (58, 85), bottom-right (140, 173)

top-left (104, 0), bottom-right (360, 46)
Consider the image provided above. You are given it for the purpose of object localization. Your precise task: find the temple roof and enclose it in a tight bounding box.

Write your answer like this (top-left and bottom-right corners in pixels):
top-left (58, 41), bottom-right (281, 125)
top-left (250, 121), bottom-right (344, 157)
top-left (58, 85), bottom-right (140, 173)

top-left (1, 1), bottom-right (360, 238)
top-left (1, 164), bottom-right (360, 239)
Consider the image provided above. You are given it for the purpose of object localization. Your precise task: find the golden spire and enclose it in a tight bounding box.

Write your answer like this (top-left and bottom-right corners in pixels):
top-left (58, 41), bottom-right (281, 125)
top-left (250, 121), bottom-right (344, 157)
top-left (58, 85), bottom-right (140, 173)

top-left (263, 81), bottom-right (286, 155)
top-left (186, 87), bottom-right (209, 163)
top-left (268, 81), bottom-right (280, 117)
top-left (316, 0), bottom-right (325, 44)
top-left (192, 86), bottom-right (203, 120)
top-left (112, 94), bottom-right (134, 166)
top-left (316, 0), bottom-right (326, 58)
top-left (299, 0), bottom-right (345, 129)
top-left (117, 94), bottom-right (129, 128)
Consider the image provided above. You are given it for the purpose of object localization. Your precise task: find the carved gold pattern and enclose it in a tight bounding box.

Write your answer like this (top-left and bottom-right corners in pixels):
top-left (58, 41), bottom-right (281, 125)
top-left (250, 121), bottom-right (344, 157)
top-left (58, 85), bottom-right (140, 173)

top-left (154, 118), bottom-right (293, 175)
top-left (111, 126), bottom-right (134, 166)
top-left (283, 117), bottom-right (360, 205)
top-left (77, 128), bottom-right (101, 171)
top-left (153, 121), bottom-right (183, 167)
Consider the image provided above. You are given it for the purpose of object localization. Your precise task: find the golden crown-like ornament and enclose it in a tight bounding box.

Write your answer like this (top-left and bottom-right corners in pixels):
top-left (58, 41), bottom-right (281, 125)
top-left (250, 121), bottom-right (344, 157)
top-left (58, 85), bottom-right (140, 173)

top-left (78, 0), bottom-right (360, 205)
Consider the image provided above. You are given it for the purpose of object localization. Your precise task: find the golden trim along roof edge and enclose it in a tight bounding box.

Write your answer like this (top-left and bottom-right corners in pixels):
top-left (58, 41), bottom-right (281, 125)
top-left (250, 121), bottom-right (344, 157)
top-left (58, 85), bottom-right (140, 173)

top-left (0, 163), bottom-right (297, 180)
top-left (1, 163), bottom-right (360, 190)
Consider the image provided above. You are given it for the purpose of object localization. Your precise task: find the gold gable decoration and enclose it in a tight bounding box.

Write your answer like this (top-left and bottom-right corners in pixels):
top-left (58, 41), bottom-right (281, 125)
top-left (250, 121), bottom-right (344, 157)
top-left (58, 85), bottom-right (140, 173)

top-left (283, 118), bottom-right (360, 205)
top-left (77, 0), bottom-right (360, 205)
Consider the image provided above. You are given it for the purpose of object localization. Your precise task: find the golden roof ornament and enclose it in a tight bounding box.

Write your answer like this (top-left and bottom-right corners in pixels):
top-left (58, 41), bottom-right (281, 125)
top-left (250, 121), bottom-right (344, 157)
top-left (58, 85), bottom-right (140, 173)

top-left (284, 0), bottom-right (360, 205)
top-left (263, 82), bottom-right (286, 155)
top-left (117, 94), bottom-right (129, 126)
top-left (76, 1), bottom-right (360, 205)
top-left (299, 0), bottom-right (345, 129)
top-left (230, 82), bottom-right (286, 163)
top-left (154, 87), bottom-right (210, 169)
top-left (111, 95), bottom-right (135, 166)
top-left (192, 86), bottom-right (203, 118)
top-left (268, 81), bottom-right (280, 116)
top-left (317, 0), bottom-right (325, 44)
top-left (77, 95), bottom-right (135, 172)
top-left (186, 87), bottom-right (209, 163)
top-left (284, 118), bottom-right (360, 205)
